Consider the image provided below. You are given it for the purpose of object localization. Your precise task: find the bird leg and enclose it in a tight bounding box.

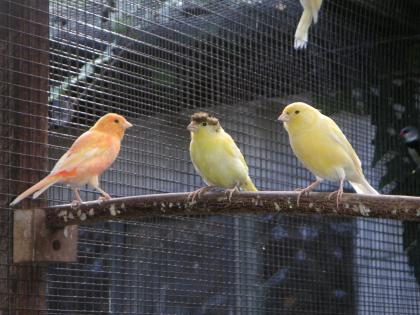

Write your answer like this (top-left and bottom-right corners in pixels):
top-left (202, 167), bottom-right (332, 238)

top-left (327, 179), bottom-right (345, 209)
top-left (71, 188), bottom-right (83, 208)
top-left (95, 186), bottom-right (112, 201)
top-left (225, 184), bottom-right (240, 202)
top-left (187, 185), bottom-right (216, 203)
top-left (295, 178), bottom-right (323, 206)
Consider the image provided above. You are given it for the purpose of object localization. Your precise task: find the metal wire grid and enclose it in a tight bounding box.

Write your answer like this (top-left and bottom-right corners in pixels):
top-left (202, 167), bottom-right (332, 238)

top-left (1, 0), bottom-right (420, 314)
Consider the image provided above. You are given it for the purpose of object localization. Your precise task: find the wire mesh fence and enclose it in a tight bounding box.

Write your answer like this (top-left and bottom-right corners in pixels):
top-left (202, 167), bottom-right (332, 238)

top-left (1, 0), bottom-right (420, 313)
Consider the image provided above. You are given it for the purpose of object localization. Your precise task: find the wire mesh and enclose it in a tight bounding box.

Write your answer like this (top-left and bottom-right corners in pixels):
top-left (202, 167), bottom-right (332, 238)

top-left (1, 0), bottom-right (420, 314)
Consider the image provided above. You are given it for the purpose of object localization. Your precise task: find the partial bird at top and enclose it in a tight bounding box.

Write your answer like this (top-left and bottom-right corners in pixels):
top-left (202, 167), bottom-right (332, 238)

top-left (294, 0), bottom-right (323, 49)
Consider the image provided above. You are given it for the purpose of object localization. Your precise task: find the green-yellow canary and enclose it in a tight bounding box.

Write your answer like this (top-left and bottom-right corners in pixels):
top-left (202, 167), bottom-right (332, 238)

top-left (187, 112), bottom-right (257, 201)
top-left (278, 102), bottom-right (379, 206)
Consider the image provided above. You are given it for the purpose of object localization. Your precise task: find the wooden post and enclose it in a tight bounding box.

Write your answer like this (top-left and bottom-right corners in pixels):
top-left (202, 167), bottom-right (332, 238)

top-left (0, 1), bottom-right (10, 312)
top-left (0, 0), bottom-right (54, 314)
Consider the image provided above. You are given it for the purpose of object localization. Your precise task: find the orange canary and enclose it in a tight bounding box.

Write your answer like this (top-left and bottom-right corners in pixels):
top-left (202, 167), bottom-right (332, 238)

top-left (10, 113), bottom-right (132, 206)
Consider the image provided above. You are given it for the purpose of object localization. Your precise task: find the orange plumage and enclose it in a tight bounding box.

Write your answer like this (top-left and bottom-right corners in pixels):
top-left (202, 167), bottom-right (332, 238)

top-left (10, 113), bottom-right (132, 206)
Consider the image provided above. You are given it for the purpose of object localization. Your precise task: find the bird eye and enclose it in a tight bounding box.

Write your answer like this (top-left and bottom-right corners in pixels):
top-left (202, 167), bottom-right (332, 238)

top-left (295, 110), bottom-right (300, 114)
top-left (114, 119), bottom-right (119, 124)
top-left (202, 122), bottom-right (207, 126)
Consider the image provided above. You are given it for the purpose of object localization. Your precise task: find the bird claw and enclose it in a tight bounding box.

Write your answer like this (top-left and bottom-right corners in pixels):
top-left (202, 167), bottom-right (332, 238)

top-left (71, 199), bottom-right (82, 209)
top-left (187, 186), bottom-right (213, 203)
top-left (225, 186), bottom-right (239, 202)
top-left (98, 193), bottom-right (112, 202)
top-left (187, 190), bottom-right (199, 203)
top-left (328, 189), bottom-right (343, 209)
top-left (296, 188), bottom-right (311, 206)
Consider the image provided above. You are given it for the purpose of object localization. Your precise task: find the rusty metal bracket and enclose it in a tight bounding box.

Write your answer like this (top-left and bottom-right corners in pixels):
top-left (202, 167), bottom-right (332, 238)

top-left (13, 209), bottom-right (77, 264)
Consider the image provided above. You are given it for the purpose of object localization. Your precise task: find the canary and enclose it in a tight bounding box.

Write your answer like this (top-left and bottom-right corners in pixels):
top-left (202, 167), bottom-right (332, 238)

top-left (278, 102), bottom-right (379, 206)
top-left (10, 113), bottom-right (132, 206)
top-left (294, 0), bottom-right (323, 49)
top-left (187, 112), bottom-right (257, 201)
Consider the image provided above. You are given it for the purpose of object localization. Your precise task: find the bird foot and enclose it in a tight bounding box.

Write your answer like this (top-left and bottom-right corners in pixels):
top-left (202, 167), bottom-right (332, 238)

top-left (328, 188), bottom-right (343, 209)
top-left (187, 186), bottom-right (214, 203)
top-left (225, 186), bottom-right (239, 202)
top-left (294, 179), bottom-right (323, 206)
top-left (71, 199), bottom-right (82, 209)
top-left (98, 193), bottom-right (112, 202)
top-left (295, 187), bottom-right (312, 206)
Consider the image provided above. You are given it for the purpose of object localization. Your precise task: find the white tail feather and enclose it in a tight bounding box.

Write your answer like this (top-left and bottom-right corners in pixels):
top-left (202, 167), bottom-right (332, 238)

top-left (349, 177), bottom-right (379, 195)
top-left (32, 180), bottom-right (59, 199)
top-left (312, 8), bottom-right (319, 23)
top-left (10, 176), bottom-right (60, 206)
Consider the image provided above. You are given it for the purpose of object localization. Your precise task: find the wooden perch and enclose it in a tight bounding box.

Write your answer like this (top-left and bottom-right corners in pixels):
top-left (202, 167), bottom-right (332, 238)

top-left (44, 191), bottom-right (420, 229)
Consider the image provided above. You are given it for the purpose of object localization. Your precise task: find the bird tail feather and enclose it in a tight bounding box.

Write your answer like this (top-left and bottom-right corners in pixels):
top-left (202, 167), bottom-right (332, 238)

top-left (312, 7), bottom-right (319, 23)
top-left (311, 1), bottom-right (322, 23)
top-left (10, 175), bottom-right (61, 206)
top-left (349, 177), bottom-right (379, 195)
top-left (242, 176), bottom-right (258, 192)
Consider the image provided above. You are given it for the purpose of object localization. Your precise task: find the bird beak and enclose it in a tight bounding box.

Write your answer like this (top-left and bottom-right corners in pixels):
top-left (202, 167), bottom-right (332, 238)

top-left (278, 112), bottom-right (290, 122)
top-left (123, 120), bottom-right (133, 129)
top-left (187, 122), bottom-right (198, 132)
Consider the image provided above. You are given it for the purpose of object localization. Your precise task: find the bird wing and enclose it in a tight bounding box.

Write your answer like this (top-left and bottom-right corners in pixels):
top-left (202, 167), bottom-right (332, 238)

top-left (50, 130), bottom-right (116, 176)
top-left (221, 132), bottom-right (249, 172)
top-left (323, 116), bottom-right (363, 175)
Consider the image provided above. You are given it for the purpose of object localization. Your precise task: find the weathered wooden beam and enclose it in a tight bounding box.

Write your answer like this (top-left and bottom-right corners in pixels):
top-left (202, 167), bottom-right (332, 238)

top-left (7, 0), bottom-right (77, 267)
top-left (0, 0), bottom-right (64, 313)
top-left (44, 191), bottom-right (420, 229)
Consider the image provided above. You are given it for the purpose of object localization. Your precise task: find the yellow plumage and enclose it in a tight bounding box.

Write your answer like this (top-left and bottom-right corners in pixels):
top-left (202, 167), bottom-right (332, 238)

top-left (278, 102), bottom-right (378, 205)
top-left (294, 0), bottom-right (323, 49)
top-left (188, 112), bottom-right (257, 200)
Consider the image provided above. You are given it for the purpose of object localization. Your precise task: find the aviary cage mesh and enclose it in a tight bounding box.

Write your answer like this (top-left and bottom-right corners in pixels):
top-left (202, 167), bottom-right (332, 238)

top-left (1, 0), bottom-right (420, 314)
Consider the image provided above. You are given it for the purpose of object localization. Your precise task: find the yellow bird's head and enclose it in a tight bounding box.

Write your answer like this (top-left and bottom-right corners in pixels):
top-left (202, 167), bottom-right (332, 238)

top-left (187, 112), bottom-right (221, 136)
top-left (91, 113), bottom-right (133, 140)
top-left (278, 102), bottom-right (320, 132)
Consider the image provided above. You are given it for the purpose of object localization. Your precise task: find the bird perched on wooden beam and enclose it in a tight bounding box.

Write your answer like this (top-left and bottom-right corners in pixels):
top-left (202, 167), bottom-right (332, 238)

top-left (188, 112), bottom-right (257, 202)
top-left (294, 0), bottom-right (323, 49)
top-left (400, 126), bottom-right (420, 174)
top-left (278, 102), bottom-right (379, 207)
top-left (10, 113), bottom-right (132, 206)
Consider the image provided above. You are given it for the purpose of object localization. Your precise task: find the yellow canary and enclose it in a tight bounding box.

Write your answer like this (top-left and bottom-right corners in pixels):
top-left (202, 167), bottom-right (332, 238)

top-left (10, 113), bottom-right (132, 206)
top-left (187, 112), bottom-right (257, 201)
top-left (278, 102), bottom-right (379, 206)
top-left (294, 0), bottom-right (323, 49)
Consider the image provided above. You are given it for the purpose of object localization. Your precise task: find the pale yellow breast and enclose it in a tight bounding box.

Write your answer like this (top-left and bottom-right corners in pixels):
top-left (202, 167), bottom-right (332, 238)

top-left (190, 133), bottom-right (248, 188)
top-left (288, 126), bottom-right (354, 180)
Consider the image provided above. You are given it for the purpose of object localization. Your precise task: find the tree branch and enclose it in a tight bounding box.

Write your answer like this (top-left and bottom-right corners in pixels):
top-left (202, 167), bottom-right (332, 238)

top-left (43, 191), bottom-right (420, 229)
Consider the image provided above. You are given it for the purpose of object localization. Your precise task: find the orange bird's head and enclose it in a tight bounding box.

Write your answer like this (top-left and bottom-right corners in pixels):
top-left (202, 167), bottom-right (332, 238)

top-left (91, 113), bottom-right (133, 140)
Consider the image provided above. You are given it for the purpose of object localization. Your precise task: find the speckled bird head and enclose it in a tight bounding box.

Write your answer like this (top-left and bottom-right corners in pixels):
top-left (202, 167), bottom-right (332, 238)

top-left (187, 112), bottom-right (221, 135)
